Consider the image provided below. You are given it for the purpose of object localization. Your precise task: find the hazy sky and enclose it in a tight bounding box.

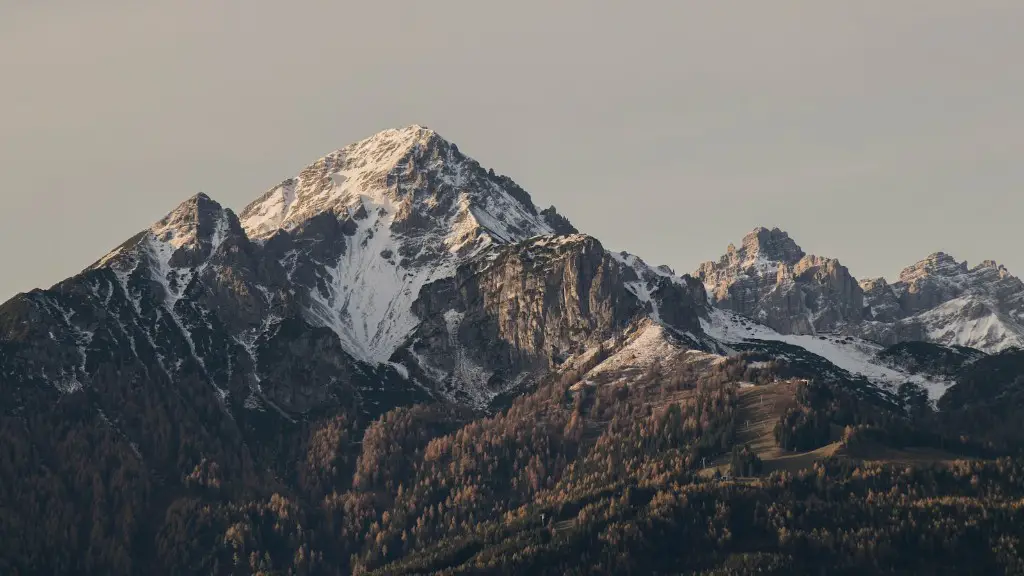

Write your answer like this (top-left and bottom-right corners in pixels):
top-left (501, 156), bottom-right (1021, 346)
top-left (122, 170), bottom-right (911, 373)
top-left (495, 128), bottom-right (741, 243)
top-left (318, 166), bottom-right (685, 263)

top-left (2, 1), bottom-right (1022, 300)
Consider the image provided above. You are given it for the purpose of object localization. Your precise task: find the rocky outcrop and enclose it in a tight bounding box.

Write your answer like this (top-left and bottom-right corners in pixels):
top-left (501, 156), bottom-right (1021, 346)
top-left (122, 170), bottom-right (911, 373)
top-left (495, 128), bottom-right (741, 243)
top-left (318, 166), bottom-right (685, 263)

top-left (540, 205), bottom-right (579, 235)
top-left (696, 227), bottom-right (864, 335)
top-left (394, 235), bottom-right (648, 406)
top-left (860, 277), bottom-right (902, 322)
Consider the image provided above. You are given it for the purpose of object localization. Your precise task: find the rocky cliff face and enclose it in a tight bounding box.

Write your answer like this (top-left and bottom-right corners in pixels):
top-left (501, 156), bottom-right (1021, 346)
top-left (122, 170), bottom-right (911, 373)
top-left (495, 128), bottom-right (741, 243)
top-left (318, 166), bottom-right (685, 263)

top-left (393, 235), bottom-right (644, 405)
top-left (698, 229), bottom-right (1024, 353)
top-left (695, 227), bottom-right (864, 335)
top-left (390, 234), bottom-right (713, 406)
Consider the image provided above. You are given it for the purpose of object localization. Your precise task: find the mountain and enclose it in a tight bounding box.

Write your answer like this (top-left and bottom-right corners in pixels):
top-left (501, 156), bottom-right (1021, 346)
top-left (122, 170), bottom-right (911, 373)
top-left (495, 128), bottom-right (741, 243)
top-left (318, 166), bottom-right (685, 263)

top-left (698, 227), bottom-right (1024, 354)
top-left (696, 227), bottom-right (865, 335)
top-left (237, 126), bottom-right (565, 364)
top-left (6, 130), bottom-right (979, 424)
top-left (2, 126), bottom-right (710, 416)
top-left (4, 126), bottom-right (1024, 575)
top-left (855, 252), bottom-right (1024, 352)
top-left (232, 125), bottom-right (709, 406)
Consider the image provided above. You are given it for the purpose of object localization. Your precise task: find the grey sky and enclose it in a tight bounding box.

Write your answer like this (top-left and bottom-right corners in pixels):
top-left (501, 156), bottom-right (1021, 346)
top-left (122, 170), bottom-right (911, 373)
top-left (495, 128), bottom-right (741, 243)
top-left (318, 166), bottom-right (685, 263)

top-left (2, 1), bottom-right (1022, 301)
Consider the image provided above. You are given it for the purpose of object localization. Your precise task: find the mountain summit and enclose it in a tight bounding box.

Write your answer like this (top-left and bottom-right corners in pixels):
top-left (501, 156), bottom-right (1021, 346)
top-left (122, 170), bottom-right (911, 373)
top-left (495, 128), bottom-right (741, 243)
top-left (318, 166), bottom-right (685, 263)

top-left (696, 227), bottom-right (864, 335)
top-left (239, 125), bottom-right (570, 245)
top-left (730, 226), bottom-right (806, 265)
top-left (233, 125), bottom-right (577, 363)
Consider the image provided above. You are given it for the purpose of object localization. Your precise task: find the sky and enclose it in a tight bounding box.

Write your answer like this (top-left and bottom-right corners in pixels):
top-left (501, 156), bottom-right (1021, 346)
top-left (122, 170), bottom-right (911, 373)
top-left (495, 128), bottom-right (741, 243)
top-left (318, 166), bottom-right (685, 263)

top-left (1, 1), bottom-right (1022, 300)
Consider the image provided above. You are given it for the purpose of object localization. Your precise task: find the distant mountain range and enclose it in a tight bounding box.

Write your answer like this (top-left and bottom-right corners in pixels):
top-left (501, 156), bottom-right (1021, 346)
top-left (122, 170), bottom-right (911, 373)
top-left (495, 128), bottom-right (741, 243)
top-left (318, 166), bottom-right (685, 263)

top-left (697, 226), bottom-right (1024, 353)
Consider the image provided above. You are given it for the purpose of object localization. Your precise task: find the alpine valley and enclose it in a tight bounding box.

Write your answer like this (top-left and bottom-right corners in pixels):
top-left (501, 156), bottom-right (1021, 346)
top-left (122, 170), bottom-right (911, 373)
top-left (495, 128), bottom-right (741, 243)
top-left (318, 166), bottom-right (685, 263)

top-left (3, 126), bottom-right (1024, 575)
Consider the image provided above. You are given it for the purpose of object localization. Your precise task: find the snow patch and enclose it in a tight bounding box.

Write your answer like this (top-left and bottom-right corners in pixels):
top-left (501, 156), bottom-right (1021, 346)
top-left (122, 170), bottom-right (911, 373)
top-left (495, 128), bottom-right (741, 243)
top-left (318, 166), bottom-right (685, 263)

top-left (388, 362), bottom-right (410, 380)
top-left (919, 296), bottom-right (1024, 352)
top-left (303, 194), bottom-right (461, 363)
top-left (240, 181), bottom-right (298, 237)
top-left (702, 308), bottom-right (954, 400)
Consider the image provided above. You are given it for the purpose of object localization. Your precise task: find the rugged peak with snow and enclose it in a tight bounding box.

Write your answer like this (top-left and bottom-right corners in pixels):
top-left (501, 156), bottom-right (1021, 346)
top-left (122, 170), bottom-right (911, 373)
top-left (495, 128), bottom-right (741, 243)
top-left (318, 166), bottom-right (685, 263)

top-left (227, 125), bottom-right (582, 365)
top-left (696, 228), bottom-right (1024, 354)
top-left (856, 251), bottom-right (1024, 352)
top-left (702, 227), bottom-right (806, 278)
top-left (11, 125), bottom-right (715, 412)
top-left (238, 124), bottom-right (564, 251)
top-left (149, 193), bottom-right (237, 258)
top-left (696, 227), bottom-right (864, 336)
top-left (89, 191), bottom-right (241, 279)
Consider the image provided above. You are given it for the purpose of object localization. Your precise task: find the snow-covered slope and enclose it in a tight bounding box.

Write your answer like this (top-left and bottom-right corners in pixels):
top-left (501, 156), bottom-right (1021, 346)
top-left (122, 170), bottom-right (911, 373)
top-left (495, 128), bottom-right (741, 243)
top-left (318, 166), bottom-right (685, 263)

top-left (701, 307), bottom-right (955, 400)
top-left (583, 321), bottom-right (722, 383)
top-left (556, 319), bottom-right (726, 392)
top-left (72, 125), bottom-right (710, 411)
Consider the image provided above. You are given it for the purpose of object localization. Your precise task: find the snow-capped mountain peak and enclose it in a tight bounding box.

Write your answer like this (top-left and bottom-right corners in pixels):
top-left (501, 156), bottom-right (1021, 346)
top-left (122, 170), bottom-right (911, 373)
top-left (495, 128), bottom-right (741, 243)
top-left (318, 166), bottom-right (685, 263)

top-left (91, 192), bottom-right (237, 275)
top-left (238, 125), bottom-right (558, 248)
top-left (239, 125), bottom-right (437, 239)
top-left (80, 126), bottom-right (581, 370)
top-left (695, 227), bottom-right (863, 336)
top-left (149, 192), bottom-right (232, 252)
top-left (230, 126), bottom-right (576, 364)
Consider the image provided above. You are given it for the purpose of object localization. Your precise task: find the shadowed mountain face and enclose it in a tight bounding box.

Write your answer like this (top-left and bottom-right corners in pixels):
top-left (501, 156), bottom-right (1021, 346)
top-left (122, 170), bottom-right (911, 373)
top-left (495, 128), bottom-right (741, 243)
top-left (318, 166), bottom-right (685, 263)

top-left (3, 126), bottom-right (1024, 575)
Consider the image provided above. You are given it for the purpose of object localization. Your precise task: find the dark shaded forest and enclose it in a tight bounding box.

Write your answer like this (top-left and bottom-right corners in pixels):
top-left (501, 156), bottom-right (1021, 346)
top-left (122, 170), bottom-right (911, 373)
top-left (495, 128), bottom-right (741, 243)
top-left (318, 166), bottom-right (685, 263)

top-left (3, 347), bottom-right (1024, 575)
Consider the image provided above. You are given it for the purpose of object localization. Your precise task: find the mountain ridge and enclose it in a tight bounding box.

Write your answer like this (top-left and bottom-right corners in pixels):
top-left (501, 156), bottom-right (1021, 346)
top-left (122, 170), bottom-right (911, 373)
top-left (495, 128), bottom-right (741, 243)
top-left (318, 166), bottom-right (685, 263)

top-left (697, 226), bottom-right (1024, 353)
top-left (11, 125), bottom-right (717, 412)
top-left (11, 125), bottom-right (1009, 406)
